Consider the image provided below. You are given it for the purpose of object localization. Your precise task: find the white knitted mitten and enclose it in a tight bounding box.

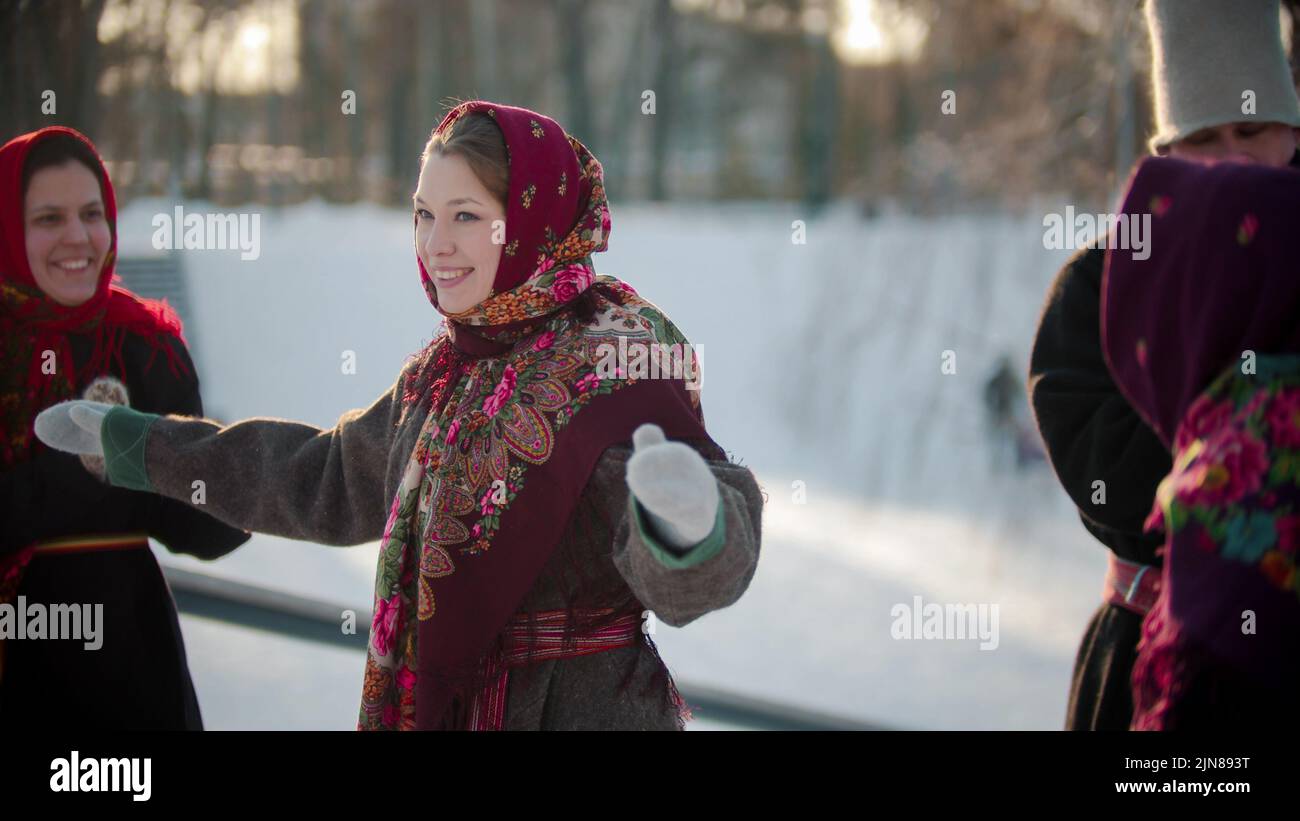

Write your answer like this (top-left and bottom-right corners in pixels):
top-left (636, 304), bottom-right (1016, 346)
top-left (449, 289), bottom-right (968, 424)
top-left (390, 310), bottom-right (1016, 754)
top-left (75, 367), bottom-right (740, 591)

top-left (34, 399), bottom-right (111, 456)
top-left (625, 423), bottom-right (721, 550)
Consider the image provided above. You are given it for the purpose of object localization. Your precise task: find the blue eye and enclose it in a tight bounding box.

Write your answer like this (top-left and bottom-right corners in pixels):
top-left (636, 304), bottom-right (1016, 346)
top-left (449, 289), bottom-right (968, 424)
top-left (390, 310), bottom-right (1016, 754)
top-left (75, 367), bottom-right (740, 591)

top-left (456, 211), bottom-right (478, 222)
top-left (416, 208), bottom-right (433, 220)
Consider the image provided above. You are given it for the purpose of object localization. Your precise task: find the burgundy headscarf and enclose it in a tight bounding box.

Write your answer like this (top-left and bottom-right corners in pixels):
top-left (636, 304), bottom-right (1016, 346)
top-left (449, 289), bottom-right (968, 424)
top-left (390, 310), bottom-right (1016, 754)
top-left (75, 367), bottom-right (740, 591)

top-left (1103, 156), bottom-right (1300, 728)
top-left (360, 101), bottom-right (717, 729)
top-left (0, 126), bottom-right (188, 471)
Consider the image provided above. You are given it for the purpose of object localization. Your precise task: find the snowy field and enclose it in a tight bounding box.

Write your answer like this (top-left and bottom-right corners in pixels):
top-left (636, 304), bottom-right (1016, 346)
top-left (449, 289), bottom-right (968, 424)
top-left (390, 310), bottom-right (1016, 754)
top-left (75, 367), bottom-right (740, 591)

top-left (115, 198), bottom-right (1106, 730)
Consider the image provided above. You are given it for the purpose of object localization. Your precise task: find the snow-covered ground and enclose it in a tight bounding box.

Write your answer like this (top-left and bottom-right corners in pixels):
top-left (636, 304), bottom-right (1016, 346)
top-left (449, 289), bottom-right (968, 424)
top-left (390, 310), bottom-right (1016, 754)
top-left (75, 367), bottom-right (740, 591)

top-left (115, 198), bottom-right (1105, 730)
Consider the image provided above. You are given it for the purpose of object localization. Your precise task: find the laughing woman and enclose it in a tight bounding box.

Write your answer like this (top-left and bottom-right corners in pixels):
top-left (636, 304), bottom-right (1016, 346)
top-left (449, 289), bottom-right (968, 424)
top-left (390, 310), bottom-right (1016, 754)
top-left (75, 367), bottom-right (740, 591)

top-left (37, 101), bottom-right (765, 730)
top-left (0, 126), bottom-right (250, 729)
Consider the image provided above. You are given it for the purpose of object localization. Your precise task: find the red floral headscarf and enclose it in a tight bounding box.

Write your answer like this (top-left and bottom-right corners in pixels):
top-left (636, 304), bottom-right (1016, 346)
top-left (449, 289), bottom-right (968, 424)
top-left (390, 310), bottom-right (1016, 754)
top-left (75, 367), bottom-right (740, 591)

top-left (417, 101), bottom-right (611, 328)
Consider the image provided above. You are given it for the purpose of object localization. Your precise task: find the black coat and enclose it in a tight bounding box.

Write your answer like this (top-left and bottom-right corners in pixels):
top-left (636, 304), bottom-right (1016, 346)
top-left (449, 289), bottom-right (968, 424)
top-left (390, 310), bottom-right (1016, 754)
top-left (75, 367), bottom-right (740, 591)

top-left (1028, 243), bottom-right (1170, 731)
top-left (1032, 151), bottom-right (1300, 730)
top-left (0, 331), bottom-right (249, 730)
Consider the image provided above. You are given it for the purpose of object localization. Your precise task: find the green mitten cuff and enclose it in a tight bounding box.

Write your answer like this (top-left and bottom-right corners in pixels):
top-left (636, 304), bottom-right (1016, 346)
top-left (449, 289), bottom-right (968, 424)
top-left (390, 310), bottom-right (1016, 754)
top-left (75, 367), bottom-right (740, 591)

top-left (631, 494), bottom-right (727, 569)
top-left (103, 405), bottom-right (160, 492)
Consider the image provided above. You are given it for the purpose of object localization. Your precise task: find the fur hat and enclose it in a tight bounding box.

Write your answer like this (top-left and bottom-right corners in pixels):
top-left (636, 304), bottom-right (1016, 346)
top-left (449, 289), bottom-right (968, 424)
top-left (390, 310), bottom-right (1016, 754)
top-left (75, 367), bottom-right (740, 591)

top-left (1145, 0), bottom-right (1300, 151)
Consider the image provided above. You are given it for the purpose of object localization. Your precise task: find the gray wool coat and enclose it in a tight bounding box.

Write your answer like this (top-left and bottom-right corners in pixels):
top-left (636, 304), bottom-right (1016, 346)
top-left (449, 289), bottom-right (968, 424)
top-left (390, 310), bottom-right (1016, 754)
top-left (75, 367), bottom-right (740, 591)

top-left (124, 361), bottom-right (765, 730)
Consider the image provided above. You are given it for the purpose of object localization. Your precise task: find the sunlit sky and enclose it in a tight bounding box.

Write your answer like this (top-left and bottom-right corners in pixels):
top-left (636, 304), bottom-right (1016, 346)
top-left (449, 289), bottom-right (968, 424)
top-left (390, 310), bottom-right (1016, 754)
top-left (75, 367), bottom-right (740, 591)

top-left (99, 0), bottom-right (925, 96)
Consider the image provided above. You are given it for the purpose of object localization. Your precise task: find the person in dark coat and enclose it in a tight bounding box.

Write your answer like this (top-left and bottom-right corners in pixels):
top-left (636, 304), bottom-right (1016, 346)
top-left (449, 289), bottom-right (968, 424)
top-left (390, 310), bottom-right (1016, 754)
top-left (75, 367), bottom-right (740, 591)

top-left (1028, 0), bottom-right (1300, 729)
top-left (1103, 155), bottom-right (1300, 729)
top-left (0, 126), bottom-right (250, 729)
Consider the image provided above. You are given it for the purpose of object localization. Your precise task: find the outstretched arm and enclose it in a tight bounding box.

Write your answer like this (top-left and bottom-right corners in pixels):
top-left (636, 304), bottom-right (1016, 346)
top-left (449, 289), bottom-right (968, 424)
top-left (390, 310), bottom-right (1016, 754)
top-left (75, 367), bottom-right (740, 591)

top-left (38, 365), bottom-right (416, 547)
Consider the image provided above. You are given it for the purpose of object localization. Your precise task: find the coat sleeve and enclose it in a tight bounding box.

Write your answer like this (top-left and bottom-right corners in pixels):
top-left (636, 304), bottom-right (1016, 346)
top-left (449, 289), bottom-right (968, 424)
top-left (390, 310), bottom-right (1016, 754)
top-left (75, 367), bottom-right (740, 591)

top-left (1027, 244), bottom-right (1170, 563)
top-left (107, 364), bottom-right (414, 547)
top-left (139, 337), bottom-right (251, 560)
top-left (605, 444), bottom-right (764, 628)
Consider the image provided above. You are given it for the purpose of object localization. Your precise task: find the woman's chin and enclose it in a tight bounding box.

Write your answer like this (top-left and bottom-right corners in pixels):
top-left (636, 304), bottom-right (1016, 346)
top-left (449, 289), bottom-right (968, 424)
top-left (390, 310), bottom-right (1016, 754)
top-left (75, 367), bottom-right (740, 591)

top-left (439, 299), bottom-right (473, 315)
top-left (54, 291), bottom-right (96, 307)
top-left (435, 286), bottom-right (488, 315)
top-left (43, 278), bottom-right (99, 307)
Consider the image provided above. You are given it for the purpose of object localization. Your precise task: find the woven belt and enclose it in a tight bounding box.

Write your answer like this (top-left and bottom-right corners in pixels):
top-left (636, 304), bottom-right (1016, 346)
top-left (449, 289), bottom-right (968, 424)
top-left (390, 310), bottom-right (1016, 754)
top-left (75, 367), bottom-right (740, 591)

top-left (466, 607), bottom-right (686, 731)
top-left (1103, 554), bottom-right (1162, 616)
top-left (30, 531), bottom-right (150, 556)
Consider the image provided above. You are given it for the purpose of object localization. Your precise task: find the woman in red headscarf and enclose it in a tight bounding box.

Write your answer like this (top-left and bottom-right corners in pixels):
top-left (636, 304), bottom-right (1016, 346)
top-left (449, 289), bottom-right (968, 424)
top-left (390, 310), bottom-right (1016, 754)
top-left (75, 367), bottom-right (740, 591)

top-left (38, 101), bottom-right (765, 730)
top-left (0, 126), bottom-right (249, 729)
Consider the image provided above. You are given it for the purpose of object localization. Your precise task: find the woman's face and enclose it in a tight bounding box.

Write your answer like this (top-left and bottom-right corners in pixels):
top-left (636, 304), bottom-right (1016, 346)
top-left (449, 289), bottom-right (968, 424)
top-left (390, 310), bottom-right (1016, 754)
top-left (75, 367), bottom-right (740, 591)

top-left (23, 161), bottom-right (111, 307)
top-left (1167, 121), bottom-right (1299, 167)
top-left (414, 152), bottom-right (505, 316)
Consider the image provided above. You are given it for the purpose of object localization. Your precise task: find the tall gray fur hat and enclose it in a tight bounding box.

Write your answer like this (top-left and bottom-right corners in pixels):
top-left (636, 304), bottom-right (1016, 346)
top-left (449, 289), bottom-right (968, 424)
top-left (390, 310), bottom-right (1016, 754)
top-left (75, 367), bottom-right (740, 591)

top-left (1145, 0), bottom-right (1300, 151)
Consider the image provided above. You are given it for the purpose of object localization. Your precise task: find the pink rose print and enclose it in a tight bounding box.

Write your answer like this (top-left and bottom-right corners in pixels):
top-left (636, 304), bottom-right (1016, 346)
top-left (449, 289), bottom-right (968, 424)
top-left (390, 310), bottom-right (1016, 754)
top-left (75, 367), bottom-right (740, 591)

top-left (1171, 425), bottom-right (1269, 508)
top-left (383, 704), bottom-right (399, 727)
top-left (1243, 389), bottom-right (1271, 418)
top-left (481, 364), bottom-right (518, 418)
top-left (534, 330), bottom-right (556, 351)
top-left (1237, 213), bottom-right (1259, 245)
top-left (1174, 394), bottom-right (1235, 452)
top-left (1266, 388), bottom-right (1300, 449)
top-left (1143, 504), bottom-right (1164, 534)
top-left (445, 418), bottom-right (461, 445)
top-left (380, 494), bottom-right (401, 544)
top-left (575, 372), bottom-right (600, 394)
top-left (550, 264), bottom-right (594, 303)
top-left (396, 666), bottom-right (417, 691)
top-left (372, 594), bottom-right (401, 657)
top-left (590, 206), bottom-right (611, 246)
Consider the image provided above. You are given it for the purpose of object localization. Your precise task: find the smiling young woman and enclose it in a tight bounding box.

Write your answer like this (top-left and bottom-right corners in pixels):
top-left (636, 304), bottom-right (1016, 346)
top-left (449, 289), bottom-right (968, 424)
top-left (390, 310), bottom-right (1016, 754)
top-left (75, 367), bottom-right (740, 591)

top-left (0, 126), bottom-right (250, 730)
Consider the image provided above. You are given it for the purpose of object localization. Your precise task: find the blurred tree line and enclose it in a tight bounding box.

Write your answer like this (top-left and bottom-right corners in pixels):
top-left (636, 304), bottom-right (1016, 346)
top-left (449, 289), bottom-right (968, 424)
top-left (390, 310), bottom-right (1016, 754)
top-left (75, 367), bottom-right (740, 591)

top-left (3, 0), bottom-right (1299, 213)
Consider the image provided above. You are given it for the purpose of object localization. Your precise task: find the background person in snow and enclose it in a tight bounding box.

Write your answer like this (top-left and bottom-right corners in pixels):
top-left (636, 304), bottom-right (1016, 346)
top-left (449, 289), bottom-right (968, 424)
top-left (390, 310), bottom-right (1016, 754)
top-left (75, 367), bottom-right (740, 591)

top-left (36, 101), bottom-right (764, 730)
top-left (0, 126), bottom-right (249, 730)
top-left (1027, 0), bottom-right (1300, 731)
